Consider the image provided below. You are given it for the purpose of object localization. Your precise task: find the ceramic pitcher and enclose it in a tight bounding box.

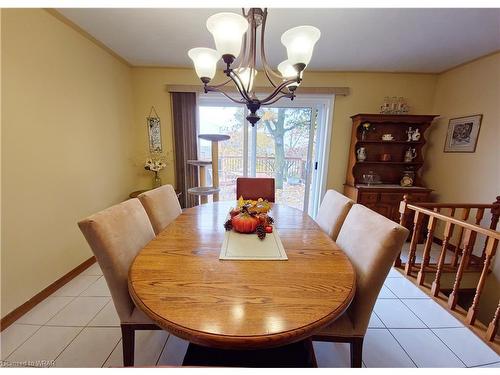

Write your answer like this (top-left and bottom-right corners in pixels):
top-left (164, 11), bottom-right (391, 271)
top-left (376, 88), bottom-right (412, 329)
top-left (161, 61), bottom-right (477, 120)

top-left (404, 148), bottom-right (417, 162)
top-left (357, 147), bottom-right (367, 162)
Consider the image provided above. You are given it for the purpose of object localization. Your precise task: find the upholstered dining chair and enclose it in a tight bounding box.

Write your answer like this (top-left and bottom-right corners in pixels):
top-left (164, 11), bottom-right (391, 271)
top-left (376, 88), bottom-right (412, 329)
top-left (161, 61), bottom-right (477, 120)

top-left (236, 177), bottom-right (275, 202)
top-left (78, 199), bottom-right (161, 367)
top-left (137, 184), bottom-right (182, 235)
top-left (313, 204), bottom-right (409, 367)
top-left (315, 189), bottom-right (355, 241)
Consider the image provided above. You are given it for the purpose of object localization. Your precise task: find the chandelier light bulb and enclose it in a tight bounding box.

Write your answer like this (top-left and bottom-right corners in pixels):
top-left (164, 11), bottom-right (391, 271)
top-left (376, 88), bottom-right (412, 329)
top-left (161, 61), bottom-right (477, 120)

top-left (277, 60), bottom-right (301, 90)
top-left (277, 60), bottom-right (298, 79)
top-left (234, 67), bottom-right (257, 92)
top-left (206, 12), bottom-right (248, 60)
top-left (281, 26), bottom-right (321, 68)
top-left (188, 47), bottom-right (221, 81)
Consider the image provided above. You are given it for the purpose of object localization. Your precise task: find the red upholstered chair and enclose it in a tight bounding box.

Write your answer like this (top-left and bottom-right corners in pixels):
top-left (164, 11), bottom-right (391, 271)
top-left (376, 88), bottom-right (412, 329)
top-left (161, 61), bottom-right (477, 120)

top-left (236, 177), bottom-right (275, 202)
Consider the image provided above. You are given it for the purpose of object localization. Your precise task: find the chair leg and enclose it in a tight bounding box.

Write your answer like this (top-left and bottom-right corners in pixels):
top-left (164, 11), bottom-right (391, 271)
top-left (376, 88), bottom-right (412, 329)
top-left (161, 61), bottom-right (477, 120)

top-left (350, 337), bottom-right (363, 368)
top-left (121, 324), bottom-right (135, 367)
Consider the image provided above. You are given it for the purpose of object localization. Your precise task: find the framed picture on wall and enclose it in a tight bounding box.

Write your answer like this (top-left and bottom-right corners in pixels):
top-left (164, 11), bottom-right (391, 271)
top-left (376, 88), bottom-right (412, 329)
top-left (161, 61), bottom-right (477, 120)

top-left (443, 114), bottom-right (482, 153)
top-left (147, 106), bottom-right (162, 153)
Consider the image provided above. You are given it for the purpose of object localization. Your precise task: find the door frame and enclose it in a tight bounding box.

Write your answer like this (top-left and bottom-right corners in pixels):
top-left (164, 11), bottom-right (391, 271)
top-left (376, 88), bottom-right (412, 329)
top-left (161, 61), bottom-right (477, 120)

top-left (197, 93), bottom-right (334, 216)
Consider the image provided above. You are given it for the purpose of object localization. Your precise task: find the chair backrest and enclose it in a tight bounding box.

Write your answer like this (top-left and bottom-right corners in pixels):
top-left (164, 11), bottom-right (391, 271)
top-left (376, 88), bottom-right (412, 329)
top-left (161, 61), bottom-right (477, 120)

top-left (137, 184), bottom-right (182, 235)
top-left (236, 177), bottom-right (275, 202)
top-left (336, 204), bottom-right (409, 335)
top-left (78, 199), bottom-right (155, 322)
top-left (315, 189), bottom-right (354, 240)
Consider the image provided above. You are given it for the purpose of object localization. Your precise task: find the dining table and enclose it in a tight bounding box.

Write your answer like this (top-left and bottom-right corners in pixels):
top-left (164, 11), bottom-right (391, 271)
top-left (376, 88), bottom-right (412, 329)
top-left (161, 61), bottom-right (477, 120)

top-left (128, 201), bottom-right (356, 367)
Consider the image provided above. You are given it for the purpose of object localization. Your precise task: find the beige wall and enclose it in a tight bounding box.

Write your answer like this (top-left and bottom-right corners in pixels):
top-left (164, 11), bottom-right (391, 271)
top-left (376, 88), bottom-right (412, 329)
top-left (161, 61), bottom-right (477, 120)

top-left (1, 9), bottom-right (137, 317)
top-left (131, 68), bottom-right (438, 191)
top-left (424, 52), bottom-right (500, 324)
top-left (0, 8), bottom-right (3, 307)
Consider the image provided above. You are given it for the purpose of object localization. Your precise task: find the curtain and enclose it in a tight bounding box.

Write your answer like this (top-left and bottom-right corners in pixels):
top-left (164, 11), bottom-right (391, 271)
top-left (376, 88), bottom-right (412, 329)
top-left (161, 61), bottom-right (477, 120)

top-left (171, 92), bottom-right (199, 208)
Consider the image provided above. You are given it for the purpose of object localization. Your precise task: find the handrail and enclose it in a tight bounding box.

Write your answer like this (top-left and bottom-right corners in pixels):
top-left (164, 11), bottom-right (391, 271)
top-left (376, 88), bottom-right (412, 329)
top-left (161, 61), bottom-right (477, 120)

top-left (406, 203), bottom-right (500, 240)
top-left (396, 195), bottom-right (500, 343)
top-left (413, 202), bottom-right (495, 209)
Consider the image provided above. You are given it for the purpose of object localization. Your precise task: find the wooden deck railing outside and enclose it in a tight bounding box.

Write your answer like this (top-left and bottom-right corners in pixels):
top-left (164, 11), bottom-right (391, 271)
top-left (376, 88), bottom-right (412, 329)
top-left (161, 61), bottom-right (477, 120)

top-left (396, 195), bottom-right (500, 342)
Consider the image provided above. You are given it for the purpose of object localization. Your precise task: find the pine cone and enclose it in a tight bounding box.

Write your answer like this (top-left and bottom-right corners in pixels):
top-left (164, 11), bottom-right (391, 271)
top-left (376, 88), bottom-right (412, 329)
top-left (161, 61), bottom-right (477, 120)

top-left (267, 216), bottom-right (274, 225)
top-left (256, 224), bottom-right (266, 240)
top-left (224, 219), bottom-right (233, 231)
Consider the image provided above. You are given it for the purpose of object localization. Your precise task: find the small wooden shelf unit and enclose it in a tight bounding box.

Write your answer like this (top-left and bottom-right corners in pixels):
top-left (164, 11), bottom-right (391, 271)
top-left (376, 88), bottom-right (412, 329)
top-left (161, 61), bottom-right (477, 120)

top-left (344, 113), bottom-right (438, 223)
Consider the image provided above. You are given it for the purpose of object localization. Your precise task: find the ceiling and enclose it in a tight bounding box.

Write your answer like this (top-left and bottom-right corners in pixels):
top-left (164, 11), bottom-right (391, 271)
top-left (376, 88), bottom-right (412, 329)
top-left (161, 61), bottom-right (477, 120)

top-left (57, 8), bottom-right (500, 73)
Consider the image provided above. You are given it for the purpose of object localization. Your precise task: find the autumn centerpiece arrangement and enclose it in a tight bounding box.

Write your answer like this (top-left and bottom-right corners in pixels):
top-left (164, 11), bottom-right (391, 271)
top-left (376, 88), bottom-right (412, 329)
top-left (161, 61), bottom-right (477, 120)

top-left (224, 197), bottom-right (274, 240)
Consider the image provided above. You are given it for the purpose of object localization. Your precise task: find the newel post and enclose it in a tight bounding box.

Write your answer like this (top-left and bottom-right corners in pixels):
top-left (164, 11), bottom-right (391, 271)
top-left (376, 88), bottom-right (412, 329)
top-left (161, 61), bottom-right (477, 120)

top-left (482, 196), bottom-right (500, 260)
top-left (491, 196), bottom-right (500, 229)
top-left (396, 194), bottom-right (411, 268)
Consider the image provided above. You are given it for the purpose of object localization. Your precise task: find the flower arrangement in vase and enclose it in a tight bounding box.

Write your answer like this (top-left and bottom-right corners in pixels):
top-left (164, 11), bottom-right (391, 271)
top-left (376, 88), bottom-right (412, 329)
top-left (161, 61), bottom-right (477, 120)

top-left (224, 197), bottom-right (274, 240)
top-left (144, 154), bottom-right (167, 188)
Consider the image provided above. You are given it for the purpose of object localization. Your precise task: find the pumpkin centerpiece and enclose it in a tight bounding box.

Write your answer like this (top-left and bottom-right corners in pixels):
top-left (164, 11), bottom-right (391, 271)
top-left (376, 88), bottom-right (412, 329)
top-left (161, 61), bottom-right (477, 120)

top-left (231, 206), bottom-right (260, 233)
top-left (224, 197), bottom-right (274, 240)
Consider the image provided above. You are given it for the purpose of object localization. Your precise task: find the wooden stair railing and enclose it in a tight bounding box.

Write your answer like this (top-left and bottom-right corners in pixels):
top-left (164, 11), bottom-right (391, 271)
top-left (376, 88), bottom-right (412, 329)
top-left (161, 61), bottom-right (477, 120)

top-left (396, 195), bottom-right (500, 342)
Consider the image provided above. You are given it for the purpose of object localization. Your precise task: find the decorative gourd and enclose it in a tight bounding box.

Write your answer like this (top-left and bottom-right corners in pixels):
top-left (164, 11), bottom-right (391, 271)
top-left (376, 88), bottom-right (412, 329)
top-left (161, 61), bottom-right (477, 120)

top-left (231, 212), bottom-right (260, 233)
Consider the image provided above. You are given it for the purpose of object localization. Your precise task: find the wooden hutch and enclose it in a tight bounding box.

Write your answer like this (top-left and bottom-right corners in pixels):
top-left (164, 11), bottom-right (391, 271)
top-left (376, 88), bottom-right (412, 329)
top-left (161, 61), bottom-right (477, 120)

top-left (344, 113), bottom-right (438, 223)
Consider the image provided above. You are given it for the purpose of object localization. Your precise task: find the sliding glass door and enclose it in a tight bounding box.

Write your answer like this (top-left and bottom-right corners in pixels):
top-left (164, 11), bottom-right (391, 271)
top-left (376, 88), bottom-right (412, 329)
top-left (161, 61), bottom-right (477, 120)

top-left (198, 95), bottom-right (333, 217)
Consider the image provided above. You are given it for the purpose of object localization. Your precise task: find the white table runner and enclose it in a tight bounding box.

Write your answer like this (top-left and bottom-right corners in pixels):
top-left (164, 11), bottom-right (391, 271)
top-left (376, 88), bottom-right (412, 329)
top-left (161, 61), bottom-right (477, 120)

top-left (219, 229), bottom-right (288, 260)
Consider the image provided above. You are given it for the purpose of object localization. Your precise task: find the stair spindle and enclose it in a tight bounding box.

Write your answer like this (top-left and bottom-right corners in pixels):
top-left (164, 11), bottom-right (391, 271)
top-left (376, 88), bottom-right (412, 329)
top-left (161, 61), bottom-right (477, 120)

top-left (405, 211), bottom-right (424, 275)
top-left (465, 208), bottom-right (485, 268)
top-left (466, 237), bottom-right (499, 325)
top-left (482, 196), bottom-right (500, 260)
top-left (486, 299), bottom-right (500, 342)
top-left (417, 211), bottom-right (438, 286)
top-left (448, 229), bottom-right (476, 310)
top-left (431, 221), bottom-right (455, 297)
top-left (396, 194), bottom-right (411, 268)
top-left (451, 208), bottom-right (470, 267)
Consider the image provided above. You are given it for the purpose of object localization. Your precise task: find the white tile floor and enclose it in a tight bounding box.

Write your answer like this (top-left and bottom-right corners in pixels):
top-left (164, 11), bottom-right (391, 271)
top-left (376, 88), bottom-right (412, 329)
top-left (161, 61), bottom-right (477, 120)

top-left (1, 264), bottom-right (499, 368)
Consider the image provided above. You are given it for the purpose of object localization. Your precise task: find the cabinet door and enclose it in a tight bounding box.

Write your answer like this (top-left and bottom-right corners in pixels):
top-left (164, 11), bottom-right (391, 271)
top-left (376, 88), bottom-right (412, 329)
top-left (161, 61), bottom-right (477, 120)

top-left (371, 203), bottom-right (393, 219)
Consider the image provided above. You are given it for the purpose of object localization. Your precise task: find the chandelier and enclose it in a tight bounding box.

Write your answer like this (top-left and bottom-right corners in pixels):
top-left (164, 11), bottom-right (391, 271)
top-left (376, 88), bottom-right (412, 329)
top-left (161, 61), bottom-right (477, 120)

top-left (188, 8), bottom-right (321, 126)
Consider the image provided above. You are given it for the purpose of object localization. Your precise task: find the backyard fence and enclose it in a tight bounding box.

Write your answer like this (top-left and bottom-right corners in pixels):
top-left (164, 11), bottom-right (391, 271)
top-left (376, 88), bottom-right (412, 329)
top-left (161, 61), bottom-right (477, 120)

top-left (219, 156), bottom-right (306, 182)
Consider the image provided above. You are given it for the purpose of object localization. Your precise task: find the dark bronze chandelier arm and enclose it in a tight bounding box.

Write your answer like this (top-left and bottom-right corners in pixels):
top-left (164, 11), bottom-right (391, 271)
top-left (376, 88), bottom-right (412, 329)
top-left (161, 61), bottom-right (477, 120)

top-left (244, 15), bottom-right (257, 94)
top-left (209, 77), bottom-right (233, 89)
top-left (263, 67), bottom-right (278, 89)
top-left (240, 13), bottom-right (253, 71)
top-left (262, 93), bottom-right (294, 106)
top-left (260, 79), bottom-right (298, 104)
top-left (236, 31), bottom-right (247, 70)
top-left (260, 9), bottom-right (285, 83)
top-left (229, 71), bottom-right (252, 102)
top-left (204, 86), bottom-right (247, 104)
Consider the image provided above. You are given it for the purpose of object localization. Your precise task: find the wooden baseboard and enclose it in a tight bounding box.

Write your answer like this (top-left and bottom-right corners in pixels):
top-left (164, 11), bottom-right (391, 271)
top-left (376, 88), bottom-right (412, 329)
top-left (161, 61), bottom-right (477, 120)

top-left (0, 256), bottom-right (96, 331)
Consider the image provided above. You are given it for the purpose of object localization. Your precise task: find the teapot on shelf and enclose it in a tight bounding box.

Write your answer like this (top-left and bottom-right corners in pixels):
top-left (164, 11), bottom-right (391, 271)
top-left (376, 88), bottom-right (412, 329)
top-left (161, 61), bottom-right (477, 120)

top-left (404, 147), bottom-right (417, 162)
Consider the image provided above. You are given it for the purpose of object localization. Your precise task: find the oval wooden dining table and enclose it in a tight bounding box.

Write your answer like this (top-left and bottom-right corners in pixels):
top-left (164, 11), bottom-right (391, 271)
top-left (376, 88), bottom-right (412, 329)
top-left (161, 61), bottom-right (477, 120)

top-left (129, 201), bottom-right (356, 356)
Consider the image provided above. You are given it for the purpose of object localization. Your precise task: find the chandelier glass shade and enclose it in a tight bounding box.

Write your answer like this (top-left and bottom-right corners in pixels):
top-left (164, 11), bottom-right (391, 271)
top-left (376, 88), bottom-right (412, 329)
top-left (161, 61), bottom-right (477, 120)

top-left (188, 8), bottom-right (320, 126)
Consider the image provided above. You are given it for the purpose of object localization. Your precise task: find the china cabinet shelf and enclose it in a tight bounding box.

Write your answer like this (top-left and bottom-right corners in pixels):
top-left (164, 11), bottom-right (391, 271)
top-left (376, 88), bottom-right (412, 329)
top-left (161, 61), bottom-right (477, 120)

top-left (356, 140), bottom-right (424, 145)
top-left (356, 161), bottom-right (423, 165)
top-left (344, 113), bottom-right (438, 224)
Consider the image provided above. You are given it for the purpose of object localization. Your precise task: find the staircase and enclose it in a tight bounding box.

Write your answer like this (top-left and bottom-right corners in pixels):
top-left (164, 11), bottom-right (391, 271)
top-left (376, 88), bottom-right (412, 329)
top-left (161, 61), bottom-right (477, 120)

top-left (394, 195), bottom-right (500, 352)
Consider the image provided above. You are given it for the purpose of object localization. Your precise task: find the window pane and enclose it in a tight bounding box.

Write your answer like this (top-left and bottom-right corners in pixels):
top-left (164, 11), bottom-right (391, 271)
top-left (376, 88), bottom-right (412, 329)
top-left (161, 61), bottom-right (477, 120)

top-left (199, 106), bottom-right (245, 201)
top-left (256, 107), bottom-right (313, 210)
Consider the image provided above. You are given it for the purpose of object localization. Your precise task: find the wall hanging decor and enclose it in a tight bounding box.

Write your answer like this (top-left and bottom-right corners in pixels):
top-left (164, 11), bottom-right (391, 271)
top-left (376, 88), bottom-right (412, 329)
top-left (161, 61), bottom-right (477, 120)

top-left (147, 106), bottom-right (162, 153)
top-left (444, 114), bottom-right (482, 153)
top-left (380, 96), bottom-right (409, 114)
